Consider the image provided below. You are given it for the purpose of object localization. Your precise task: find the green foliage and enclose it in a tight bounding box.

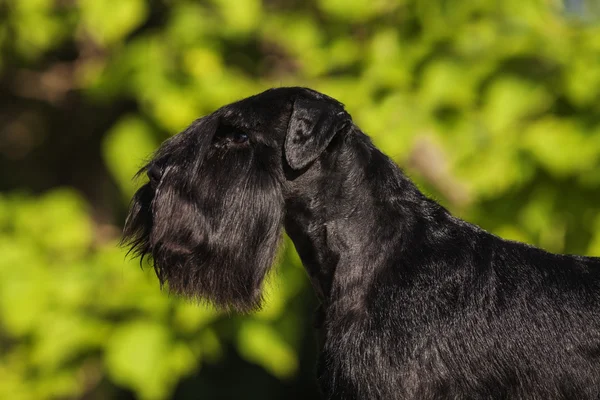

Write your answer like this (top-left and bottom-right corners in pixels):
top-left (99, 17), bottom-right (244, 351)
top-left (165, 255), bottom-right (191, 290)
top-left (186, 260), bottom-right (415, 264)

top-left (103, 115), bottom-right (159, 198)
top-left (2, 0), bottom-right (600, 398)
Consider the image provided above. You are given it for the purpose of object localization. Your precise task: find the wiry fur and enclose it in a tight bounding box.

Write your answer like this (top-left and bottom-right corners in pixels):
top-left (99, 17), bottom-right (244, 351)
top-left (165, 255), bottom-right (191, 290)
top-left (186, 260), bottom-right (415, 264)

top-left (123, 108), bottom-right (286, 311)
top-left (123, 87), bottom-right (600, 399)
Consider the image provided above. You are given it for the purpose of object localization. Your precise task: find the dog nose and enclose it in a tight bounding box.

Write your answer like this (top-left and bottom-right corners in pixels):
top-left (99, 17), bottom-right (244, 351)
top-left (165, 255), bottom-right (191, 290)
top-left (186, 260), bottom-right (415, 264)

top-left (147, 163), bottom-right (164, 185)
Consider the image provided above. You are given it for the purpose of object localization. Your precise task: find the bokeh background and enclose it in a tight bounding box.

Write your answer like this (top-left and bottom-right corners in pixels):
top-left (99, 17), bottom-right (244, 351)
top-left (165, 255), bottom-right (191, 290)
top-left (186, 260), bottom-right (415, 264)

top-left (2, 0), bottom-right (600, 398)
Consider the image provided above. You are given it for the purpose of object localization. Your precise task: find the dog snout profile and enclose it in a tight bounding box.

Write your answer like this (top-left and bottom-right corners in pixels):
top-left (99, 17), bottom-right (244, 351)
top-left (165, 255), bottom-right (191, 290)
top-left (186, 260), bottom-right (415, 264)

top-left (123, 87), bottom-right (600, 400)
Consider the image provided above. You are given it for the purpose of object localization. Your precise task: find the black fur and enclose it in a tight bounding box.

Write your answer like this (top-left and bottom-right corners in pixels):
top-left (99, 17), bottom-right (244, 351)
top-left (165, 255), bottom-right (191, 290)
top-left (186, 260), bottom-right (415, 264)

top-left (123, 87), bottom-right (600, 399)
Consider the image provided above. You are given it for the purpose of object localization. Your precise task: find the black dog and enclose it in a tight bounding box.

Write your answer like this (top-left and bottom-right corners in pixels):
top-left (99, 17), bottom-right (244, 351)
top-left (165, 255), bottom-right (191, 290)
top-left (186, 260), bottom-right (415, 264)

top-left (123, 87), bottom-right (600, 399)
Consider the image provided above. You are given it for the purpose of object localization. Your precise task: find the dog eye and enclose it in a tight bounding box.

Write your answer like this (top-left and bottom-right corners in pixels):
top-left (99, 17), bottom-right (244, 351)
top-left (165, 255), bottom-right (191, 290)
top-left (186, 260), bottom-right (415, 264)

top-left (213, 127), bottom-right (249, 147)
top-left (231, 132), bottom-right (249, 144)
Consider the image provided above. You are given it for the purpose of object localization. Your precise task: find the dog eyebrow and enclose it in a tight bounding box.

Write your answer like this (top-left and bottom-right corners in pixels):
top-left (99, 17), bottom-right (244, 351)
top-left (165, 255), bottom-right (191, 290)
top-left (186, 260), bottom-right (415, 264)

top-left (216, 117), bottom-right (254, 133)
top-left (214, 123), bottom-right (251, 137)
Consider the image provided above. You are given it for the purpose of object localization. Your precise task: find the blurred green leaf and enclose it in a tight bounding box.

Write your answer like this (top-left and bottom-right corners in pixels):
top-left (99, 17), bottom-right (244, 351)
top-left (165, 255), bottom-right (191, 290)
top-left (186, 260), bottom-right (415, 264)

top-left (523, 118), bottom-right (600, 176)
top-left (237, 321), bottom-right (298, 379)
top-left (79, 0), bottom-right (148, 46)
top-left (211, 0), bottom-right (262, 36)
top-left (318, 0), bottom-right (397, 21)
top-left (105, 321), bottom-right (195, 400)
top-left (483, 77), bottom-right (552, 133)
top-left (103, 116), bottom-right (158, 198)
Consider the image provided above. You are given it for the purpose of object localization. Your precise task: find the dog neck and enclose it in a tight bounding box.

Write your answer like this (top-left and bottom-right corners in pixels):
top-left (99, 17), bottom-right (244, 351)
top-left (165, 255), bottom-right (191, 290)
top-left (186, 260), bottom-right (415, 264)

top-left (283, 128), bottom-right (431, 321)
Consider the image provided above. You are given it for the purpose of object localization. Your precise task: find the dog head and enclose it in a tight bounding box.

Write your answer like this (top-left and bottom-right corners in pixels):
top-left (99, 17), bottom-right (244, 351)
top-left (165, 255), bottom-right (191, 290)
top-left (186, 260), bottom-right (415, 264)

top-left (122, 87), bottom-right (352, 311)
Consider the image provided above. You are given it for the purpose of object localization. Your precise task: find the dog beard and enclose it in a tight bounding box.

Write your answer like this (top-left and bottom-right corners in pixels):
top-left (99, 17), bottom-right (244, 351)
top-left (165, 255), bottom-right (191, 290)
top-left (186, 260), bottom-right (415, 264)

top-left (122, 117), bottom-right (284, 311)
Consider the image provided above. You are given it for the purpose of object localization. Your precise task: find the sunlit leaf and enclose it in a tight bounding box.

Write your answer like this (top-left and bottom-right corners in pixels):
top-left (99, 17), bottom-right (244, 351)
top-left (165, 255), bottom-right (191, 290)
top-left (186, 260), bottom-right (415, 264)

top-left (105, 321), bottom-right (195, 400)
top-left (103, 116), bottom-right (158, 198)
top-left (237, 321), bottom-right (298, 379)
top-left (79, 0), bottom-right (148, 46)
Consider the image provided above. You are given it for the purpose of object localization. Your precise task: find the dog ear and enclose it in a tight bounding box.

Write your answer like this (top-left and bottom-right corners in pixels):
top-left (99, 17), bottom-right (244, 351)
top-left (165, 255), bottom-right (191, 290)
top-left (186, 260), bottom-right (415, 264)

top-left (284, 98), bottom-right (349, 170)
